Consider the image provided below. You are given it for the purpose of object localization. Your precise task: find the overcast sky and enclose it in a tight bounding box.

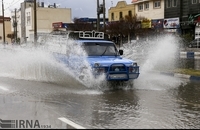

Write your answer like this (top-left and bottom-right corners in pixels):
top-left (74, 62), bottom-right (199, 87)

top-left (2, 0), bottom-right (132, 18)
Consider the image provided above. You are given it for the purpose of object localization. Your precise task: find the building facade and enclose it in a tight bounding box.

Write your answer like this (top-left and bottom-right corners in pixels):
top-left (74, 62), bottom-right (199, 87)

top-left (0, 16), bottom-right (12, 43)
top-left (131, 0), bottom-right (165, 30)
top-left (133, 0), bottom-right (164, 19)
top-left (165, 0), bottom-right (200, 39)
top-left (11, 0), bottom-right (72, 43)
top-left (108, 1), bottom-right (135, 21)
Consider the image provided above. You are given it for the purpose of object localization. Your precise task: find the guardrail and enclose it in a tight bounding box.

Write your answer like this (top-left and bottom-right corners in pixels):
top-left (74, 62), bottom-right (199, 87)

top-left (179, 51), bottom-right (200, 59)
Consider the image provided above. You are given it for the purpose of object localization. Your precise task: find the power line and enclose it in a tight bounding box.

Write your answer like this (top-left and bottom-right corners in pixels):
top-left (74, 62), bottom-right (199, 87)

top-left (4, 0), bottom-right (22, 11)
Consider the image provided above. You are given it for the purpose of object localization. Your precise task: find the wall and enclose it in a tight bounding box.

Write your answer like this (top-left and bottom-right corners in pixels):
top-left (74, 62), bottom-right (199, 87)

top-left (21, 6), bottom-right (71, 42)
top-left (0, 19), bottom-right (12, 43)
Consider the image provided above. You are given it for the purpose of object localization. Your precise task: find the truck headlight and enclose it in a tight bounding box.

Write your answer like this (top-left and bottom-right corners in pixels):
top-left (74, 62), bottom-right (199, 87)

top-left (129, 63), bottom-right (137, 73)
top-left (132, 63), bottom-right (137, 67)
top-left (94, 63), bottom-right (100, 67)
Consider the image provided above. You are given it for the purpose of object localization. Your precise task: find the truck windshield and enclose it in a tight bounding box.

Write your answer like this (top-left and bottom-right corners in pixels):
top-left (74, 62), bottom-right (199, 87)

top-left (83, 42), bottom-right (119, 56)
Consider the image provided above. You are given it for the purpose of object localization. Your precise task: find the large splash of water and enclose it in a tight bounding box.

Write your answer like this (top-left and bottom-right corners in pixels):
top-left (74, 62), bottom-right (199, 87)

top-left (0, 35), bottom-right (106, 90)
top-left (121, 34), bottom-right (183, 90)
top-left (0, 34), bottom-right (184, 91)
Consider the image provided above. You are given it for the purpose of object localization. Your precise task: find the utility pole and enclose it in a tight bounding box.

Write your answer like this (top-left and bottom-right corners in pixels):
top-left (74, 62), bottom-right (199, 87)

top-left (14, 8), bottom-right (17, 43)
top-left (2, 0), bottom-right (5, 44)
top-left (34, 0), bottom-right (37, 44)
top-left (97, 0), bottom-right (100, 31)
top-left (97, 0), bottom-right (106, 32)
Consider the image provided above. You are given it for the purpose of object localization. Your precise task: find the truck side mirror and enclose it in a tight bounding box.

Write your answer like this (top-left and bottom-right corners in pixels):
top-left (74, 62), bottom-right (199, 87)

top-left (119, 49), bottom-right (123, 55)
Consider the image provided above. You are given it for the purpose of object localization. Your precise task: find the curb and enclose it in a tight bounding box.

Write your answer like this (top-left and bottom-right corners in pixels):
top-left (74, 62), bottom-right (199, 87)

top-left (159, 71), bottom-right (200, 81)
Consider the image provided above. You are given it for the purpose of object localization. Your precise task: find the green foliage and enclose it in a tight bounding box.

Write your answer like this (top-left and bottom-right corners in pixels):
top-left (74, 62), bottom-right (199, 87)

top-left (16, 38), bottom-right (20, 43)
top-left (181, 33), bottom-right (193, 42)
top-left (7, 33), bottom-right (15, 39)
top-left (106, 15), bottom-right (142, 38)
top-left (179, 33), bottom-right (193, 47)
top-left (174, 68), bottom-right (200, 76)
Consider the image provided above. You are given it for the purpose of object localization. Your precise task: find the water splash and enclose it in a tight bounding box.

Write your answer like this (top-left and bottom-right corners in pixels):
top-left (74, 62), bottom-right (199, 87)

top-left (0, 34), bottom-right (184, 91)
top-left (0, 35), bottom-right (107, 90)
top-left (42, 35), bottom-right (107, 89)
top-left (122, 34), bottom-right (183, 90)
top-left (0, 46), bottom-right (85, 88)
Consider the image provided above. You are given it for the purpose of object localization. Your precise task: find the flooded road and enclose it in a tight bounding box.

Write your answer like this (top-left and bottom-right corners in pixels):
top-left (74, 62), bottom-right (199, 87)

top-left (0, 75), bottom-right (199, 129)
top-left (0, 35), bottom-right (200, 129)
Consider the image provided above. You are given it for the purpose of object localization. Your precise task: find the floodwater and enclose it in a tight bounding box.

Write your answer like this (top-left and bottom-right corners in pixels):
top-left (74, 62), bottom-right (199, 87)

top-left (0, 34), bottom-right (199, 129)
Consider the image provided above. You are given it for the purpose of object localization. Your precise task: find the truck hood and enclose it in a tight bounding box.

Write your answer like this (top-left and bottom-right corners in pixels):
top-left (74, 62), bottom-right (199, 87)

top-left (87, 56), bottom-right (136, 66)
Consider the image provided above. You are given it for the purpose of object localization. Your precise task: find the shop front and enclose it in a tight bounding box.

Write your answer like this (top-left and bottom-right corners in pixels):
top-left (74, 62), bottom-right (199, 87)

top-left (163, 17), bottom-right (181, 35)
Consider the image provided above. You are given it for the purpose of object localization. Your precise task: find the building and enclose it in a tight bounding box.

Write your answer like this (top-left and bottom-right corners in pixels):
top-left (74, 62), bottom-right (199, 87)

top-left (51, 17), bottom-right (109, 33)
top-left (11, 0), bottom-right (72, 43)
top-left (131, 0), bottom-right (164, 30)
top-left (165, 0), bottom-right (200, 39)
top-left (108, 1), bottom-right (135, 21)
top-left (0, 16), bottom-right (12, 43)
top-left (107, 0), bottom-right (165, 41)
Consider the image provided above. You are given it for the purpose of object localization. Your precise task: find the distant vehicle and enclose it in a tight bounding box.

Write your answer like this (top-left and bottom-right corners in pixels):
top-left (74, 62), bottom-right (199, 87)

top-left (188, 38), bottom-right (200, 48)
top-left (53, 31), bottom-right (140, 82)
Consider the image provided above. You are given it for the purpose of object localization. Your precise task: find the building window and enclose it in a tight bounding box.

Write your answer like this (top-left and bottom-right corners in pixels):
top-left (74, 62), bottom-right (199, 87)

top-left (26, 12), bottom-right (31, 25)
top-left (119, 12), bottom-right (123, 19)
top-left (166, 0), bottom-right (177, 8)
top-left (166, 0), bottom-right (171, 8)
top-left (138, 3), bottom-right (143, 11)
top-left (192, 0), bottom-right (197, 4)
top-left (27, 16), bottom-right (30, 25)
top-left (128, 11), bottom-right (132, 17)
top-left (154, 0), bottom-right (161, 8)
top-left (144, 2), bottom-right (149, 10)
top-left (111, 13), bottom-right (114, 21)
top-left (172, 0), bottom-right (177, 7)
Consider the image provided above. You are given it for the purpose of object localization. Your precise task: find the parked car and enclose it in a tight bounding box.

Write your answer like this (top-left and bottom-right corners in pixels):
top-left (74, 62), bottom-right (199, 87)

top-left (53, 31), bottom-right (140, 82)
top-left (188, 38), bottom-right (200, 48)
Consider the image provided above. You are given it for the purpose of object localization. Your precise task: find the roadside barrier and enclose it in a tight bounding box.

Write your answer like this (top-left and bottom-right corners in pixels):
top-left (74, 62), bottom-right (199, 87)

top-left (180, 51), bottom-right (200, 59)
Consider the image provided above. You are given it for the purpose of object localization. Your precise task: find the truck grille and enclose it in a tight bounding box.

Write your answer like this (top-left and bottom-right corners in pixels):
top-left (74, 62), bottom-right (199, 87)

top-left (109, 64), bottom-right (127, 72)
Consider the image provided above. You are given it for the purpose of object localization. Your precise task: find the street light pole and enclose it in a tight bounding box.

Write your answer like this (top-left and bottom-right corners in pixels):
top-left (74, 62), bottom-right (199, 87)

top-left (103, 0), bottom-right (106, 33)
top-left (34, 0), bottom-right (37, 44)
top-left (2, 0), bottom-right (5, 44)
top-left (14, 8), bottom-right (17, 43)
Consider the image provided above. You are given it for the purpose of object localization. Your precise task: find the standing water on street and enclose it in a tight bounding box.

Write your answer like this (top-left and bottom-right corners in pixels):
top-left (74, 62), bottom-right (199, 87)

top-left (0, 34), bottom-right (199, 129)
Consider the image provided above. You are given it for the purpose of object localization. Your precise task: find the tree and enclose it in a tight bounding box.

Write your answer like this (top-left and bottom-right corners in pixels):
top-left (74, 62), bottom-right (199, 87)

top-left (7, 33), bottom-right (15, 41)
top-left (106, 14), bottom-right (142, 43)
top-left (123, 14), bottom-right (141, 43)
top-left (105, 21), bottom-right (123, 45)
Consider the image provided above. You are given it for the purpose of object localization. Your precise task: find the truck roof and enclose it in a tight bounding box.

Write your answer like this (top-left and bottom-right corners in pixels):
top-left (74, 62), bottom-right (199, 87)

top-left (76, 39), bottom-right (113, 44)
